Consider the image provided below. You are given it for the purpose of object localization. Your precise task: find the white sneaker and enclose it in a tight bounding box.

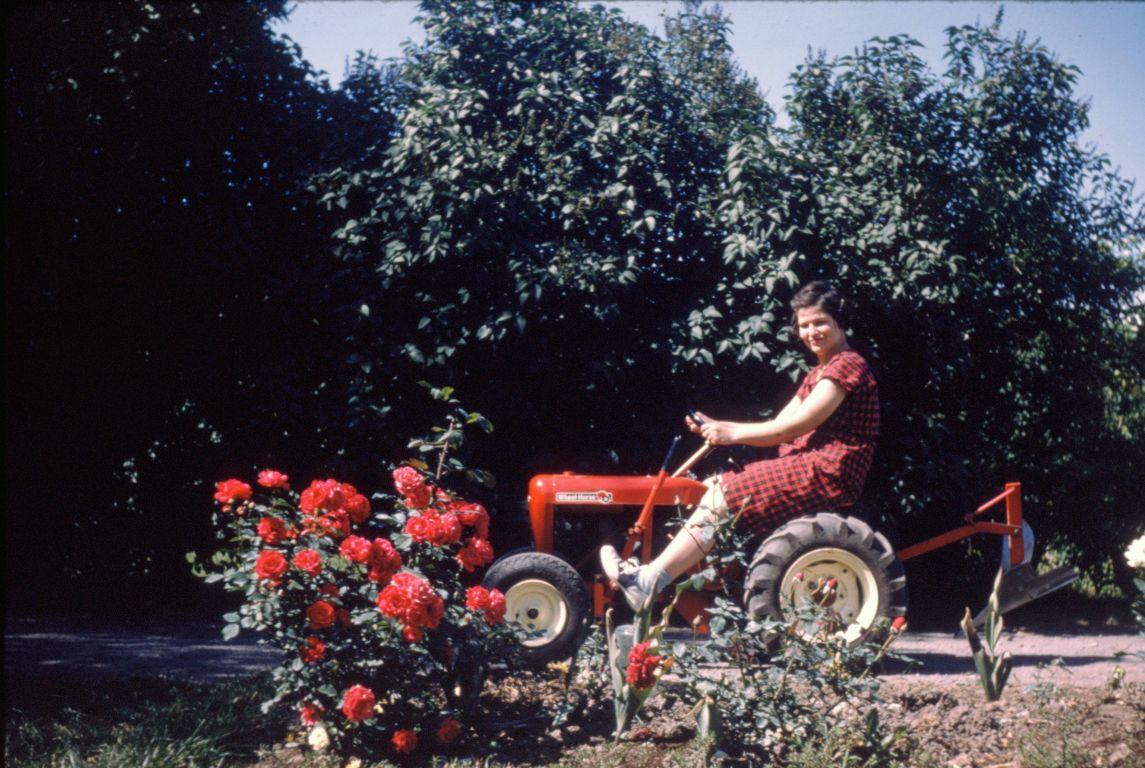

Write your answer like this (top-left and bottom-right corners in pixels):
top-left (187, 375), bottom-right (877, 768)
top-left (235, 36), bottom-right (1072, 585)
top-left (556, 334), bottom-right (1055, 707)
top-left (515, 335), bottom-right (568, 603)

top-left (599, 545), bottom-right (655, 612)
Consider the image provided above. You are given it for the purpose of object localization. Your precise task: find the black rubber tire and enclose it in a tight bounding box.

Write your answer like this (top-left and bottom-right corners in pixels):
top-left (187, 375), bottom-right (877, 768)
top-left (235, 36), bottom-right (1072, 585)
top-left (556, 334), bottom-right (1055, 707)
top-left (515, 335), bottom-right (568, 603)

top-left (482, 551), bottom-right (591, 666)
top-left (744, 512), bottom-right (908, 644)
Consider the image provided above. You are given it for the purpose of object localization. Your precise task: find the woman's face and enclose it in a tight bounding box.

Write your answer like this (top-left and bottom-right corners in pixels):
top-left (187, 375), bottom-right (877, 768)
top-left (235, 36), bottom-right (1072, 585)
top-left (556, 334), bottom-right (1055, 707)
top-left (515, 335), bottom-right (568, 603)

top-left (796, 305), bottom-right (846, 361)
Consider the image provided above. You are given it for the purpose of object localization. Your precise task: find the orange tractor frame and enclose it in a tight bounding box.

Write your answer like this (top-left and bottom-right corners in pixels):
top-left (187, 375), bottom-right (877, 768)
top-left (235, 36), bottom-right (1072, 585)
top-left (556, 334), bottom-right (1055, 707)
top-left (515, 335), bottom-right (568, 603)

top-left (481, 440), bottom-right (1078, 664)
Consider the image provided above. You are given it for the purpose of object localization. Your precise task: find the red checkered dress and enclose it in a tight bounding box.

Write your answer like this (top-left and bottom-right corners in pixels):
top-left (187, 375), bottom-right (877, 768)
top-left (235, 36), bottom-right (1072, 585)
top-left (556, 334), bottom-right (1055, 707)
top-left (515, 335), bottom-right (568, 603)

top-left (720, 349), bottom-right (879, 539)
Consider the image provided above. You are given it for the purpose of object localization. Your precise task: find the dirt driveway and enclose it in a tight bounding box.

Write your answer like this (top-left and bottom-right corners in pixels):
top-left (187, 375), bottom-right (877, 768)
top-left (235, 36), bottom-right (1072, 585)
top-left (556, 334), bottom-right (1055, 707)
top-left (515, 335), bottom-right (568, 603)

top-left (5, 616), bottom-right (1142, 688)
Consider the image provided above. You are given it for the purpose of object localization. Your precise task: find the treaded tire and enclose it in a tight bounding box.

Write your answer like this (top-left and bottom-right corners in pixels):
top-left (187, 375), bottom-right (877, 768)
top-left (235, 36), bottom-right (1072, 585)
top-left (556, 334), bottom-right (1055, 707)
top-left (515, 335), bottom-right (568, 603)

top-left (745, 512), bottom-right (908, 644)
top-left (482, 551), bottom-right (590, 666)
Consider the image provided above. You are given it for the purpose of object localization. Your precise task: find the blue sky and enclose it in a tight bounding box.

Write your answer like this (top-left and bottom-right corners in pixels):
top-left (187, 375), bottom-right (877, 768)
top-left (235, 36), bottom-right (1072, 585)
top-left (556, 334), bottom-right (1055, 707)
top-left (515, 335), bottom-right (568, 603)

top-left (274, 1), bottom-right (1145, 188)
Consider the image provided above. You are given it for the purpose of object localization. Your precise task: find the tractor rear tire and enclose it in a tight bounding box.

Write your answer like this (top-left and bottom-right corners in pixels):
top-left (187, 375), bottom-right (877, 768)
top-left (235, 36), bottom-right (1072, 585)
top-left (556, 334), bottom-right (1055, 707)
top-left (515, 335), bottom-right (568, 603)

top-left (482, 551), bottom-right (590, 667)
top-left (744, 512), bottom-right (908, 644)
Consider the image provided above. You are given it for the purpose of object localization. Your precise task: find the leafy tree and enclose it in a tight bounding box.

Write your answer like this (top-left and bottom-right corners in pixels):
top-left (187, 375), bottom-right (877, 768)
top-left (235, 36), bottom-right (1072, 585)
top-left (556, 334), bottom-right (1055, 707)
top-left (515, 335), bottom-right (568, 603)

top-left (689, 17), bottom-right (1145, 578)
top-left (314, 0), bottom-right (772, 537)
top-left (3, 0), bottom-right (350, 610)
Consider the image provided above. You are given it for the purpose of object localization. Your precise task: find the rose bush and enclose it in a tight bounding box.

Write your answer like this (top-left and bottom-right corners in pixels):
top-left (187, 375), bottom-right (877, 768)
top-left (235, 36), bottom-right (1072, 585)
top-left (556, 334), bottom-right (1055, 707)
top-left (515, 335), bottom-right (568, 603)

top-left (201, 460), bottom-right (516, 759)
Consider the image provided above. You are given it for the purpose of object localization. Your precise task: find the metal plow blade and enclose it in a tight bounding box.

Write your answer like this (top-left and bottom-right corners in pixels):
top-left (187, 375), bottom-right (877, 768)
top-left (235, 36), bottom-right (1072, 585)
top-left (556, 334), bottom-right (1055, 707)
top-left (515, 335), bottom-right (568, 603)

top-left (973, 563), bottom-right (1080, 626)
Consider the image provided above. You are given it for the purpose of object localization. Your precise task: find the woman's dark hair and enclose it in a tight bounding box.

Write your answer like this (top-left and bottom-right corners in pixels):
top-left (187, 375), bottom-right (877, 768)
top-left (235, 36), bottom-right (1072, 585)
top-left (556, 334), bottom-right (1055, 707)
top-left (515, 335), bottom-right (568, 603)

top-left (790, 281), bottom-right (849, 330)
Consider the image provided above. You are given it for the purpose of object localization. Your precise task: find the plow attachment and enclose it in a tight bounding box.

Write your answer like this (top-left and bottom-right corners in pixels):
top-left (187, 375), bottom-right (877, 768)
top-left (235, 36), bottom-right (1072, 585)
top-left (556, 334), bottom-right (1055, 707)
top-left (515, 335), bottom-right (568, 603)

top-left (898, 482), bottom-right (1080, 624)
top-left (973, 563), bottom-right (1079, 626)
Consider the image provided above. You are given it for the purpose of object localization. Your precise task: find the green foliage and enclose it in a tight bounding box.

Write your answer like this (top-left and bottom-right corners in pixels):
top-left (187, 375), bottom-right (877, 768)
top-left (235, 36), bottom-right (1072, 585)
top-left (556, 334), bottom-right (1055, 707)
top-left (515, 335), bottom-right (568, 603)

top-left (198, 396), bottom-right (518, 759)
top-left (4, 676), bottom-right (278, 768)
top-left (4, 0), bottom-right (356, 609)
top-left (313, 0), bottom-right (771, 508)
top-left (7, 0), bottom-right (1145, 613)
top-left (692, 17), bottom-right (1145, 567)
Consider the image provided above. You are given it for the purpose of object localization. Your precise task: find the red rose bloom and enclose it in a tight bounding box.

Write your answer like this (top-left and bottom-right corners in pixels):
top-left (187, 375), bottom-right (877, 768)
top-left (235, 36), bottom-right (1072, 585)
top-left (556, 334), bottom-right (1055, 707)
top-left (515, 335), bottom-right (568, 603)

top-left (392, 466), bottom-right (425, 496)
top-left (299, 635), bottom-right (326, 663)
top-left (393, 466), bottom-right (432, 508)
top-left (465, 585), bottom-right (506, 625)
top-left (299, 479), bottom-right (347, 515)
top-left (405, 511), bottom-right (462, 547)
top-left (336, 608), bottom-right (352, 628)
top-left (392, 728), bottom-right (418, 754)
top-left (343, 492), bottom-right (371, 524)
top-left (214, 478), bottom-right (252, 505)
top-left (341, 684), bottom-right (376, 722)
top-left (257, 516), bottom-right (288, 545)
top-left (625, 641), bottom-right (662, 690)
top-left (292, 549), bottom-right (323, 576)
top-left (367, 538), bottom-right (402, 584)
top-left (257, 469), bottom-right (290, 489)
top-left (307, 600), bottom-right (336, 630)
top-left (377, 572), bottom-right (444, 642)
top-left (436, 717), bottom-right (461, 744)
top-left (449, 501), bottom-right (490, 539)
top-left (254, 550), bottom-right (288, 582)
top-left (319, 582), bottom-right (340, 597)
top-left (300, 702), bottom-right (323, 726)
top-left (318, 510), bottom-right (351, 538)
top-left (456, 537), bottom-right (494, 572)
top-left (339, 535), bottom-right (373, 564)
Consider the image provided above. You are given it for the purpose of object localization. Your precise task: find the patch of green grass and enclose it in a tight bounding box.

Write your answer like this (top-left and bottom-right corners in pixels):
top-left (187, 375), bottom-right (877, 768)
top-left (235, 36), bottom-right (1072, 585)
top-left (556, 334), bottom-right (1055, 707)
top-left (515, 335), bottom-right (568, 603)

top-left (4, 675), bottom-right (281, 768)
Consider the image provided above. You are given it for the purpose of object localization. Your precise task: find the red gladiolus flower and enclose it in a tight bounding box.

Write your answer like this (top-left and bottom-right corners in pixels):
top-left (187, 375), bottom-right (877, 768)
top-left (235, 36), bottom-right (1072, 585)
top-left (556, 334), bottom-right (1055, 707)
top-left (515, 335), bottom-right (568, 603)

top-left (214, 478), bottom-right (252, 505)
top-left (341, 684), bottom-right (376, 722)
top-left (257, 516), bottom-right (288, 545)
top-left (293, 549), bottom-right (322, 576)
top-left (299, 635), bottom-right (326, 663)
top-left (625, 641), bottom-right (662, 690)
top-left (891, 616), bottom-right (908, 633)
top-left (257, 469), bottom-right (290, 489)
top-left (254, 550), bottom-right (288, 582)
top-left (456, 537), bottom-right (494, 572)
top-left (367, 538), bottom-right (402, 584)
top-left (465, 586), bottom-right (506, 625)
top-left (339, 535), bottom-right (373, 564)
top-left (392, 728), bottom-right (418, 754)
top-left (300, 702), bottom-right (323, 726)
top-left (307, 600), bottom-right (336, 630)
top-left (436, 717), bottom-right (461, 744)
top-left (377, 572), bottom-right (444, 642)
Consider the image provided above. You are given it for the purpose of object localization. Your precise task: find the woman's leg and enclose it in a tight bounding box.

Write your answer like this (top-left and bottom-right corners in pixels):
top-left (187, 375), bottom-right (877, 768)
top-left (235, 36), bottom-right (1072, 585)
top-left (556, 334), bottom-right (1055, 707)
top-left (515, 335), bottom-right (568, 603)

top-left (600, 477), bottom-right (729, 609)
top-left (649, 477), bottom-right (729, 579)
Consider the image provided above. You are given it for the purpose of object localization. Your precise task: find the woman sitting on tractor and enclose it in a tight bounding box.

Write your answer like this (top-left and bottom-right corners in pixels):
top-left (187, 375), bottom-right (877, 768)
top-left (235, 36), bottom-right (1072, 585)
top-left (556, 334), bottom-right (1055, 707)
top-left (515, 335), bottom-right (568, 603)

top-left (601, 280), bottom-right (880, 610)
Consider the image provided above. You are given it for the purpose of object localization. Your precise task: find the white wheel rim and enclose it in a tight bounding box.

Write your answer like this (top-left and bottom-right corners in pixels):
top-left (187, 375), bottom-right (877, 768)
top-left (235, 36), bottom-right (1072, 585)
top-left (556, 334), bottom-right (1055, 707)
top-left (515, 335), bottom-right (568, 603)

top-left (779, 547), bottom-right (880, 644)
top-left (504, 579), bottom-right (569, 647)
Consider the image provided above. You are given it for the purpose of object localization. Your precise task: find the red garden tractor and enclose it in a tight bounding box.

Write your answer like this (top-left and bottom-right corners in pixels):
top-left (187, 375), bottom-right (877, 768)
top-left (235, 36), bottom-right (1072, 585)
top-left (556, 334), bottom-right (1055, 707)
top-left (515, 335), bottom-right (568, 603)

top-left (481, 437), bottom-right (1079, 665)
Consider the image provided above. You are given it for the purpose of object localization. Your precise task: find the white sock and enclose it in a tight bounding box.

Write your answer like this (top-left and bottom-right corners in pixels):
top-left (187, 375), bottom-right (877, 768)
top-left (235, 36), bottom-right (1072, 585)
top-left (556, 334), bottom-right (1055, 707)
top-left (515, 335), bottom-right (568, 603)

top-left (636, 564), bottom-right (672, 595)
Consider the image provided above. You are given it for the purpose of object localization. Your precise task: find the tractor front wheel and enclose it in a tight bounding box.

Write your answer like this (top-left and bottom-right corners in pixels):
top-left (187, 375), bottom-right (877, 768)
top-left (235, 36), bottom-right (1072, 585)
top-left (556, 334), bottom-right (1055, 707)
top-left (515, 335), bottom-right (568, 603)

top-left (482, 551), bottom-right (590, 666)
top-left (745, 512), bottom-right (908, 644)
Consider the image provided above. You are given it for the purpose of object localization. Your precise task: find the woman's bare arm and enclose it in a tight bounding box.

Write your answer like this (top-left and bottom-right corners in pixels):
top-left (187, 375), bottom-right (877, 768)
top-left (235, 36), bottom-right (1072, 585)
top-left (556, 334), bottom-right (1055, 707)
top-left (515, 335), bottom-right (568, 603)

top-left (697, 379), bottom-right (846, 447)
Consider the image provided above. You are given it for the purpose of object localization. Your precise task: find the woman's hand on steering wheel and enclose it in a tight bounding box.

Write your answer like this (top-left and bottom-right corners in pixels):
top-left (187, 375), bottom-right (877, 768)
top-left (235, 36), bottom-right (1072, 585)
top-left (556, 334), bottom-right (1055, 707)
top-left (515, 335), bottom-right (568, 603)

top-left (699, 420), bottom-right (737, 446)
